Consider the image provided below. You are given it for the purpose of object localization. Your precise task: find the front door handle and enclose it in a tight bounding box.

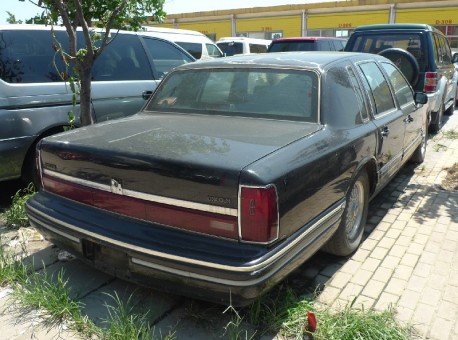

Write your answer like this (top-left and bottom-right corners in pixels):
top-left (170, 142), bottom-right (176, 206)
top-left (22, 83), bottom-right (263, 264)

top-left (381, 126), bottom-right (390, 137)
top-left (404, 115), bottom-right (414, 123)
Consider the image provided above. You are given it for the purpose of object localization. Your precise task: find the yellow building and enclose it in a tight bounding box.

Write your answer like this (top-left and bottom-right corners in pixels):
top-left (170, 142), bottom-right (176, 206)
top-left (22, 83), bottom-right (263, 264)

top-left (148, 0), bottom-right (458, 47)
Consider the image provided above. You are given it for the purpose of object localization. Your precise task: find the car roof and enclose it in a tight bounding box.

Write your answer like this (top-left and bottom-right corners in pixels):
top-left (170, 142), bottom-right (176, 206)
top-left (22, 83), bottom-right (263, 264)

top-left (217, 37), bottom-right (272, 44)
top-left (176, 51), bottom-right (383, 70)
top-left (271, 37), bottom-right (347, 42)
top-left (352, 23), bottom-right (437, 33)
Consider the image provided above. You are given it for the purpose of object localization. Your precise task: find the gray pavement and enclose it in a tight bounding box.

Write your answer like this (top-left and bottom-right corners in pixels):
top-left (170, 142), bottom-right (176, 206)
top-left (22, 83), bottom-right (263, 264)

top-left (1, 109), bottom-right (457, 339)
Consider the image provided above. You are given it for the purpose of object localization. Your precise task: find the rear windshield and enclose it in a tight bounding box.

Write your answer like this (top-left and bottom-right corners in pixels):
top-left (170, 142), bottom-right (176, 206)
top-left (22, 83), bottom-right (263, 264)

top-left (351, 33), bottom-right (427, 71)
top-left (217, 42), bottom-right (243, 56)
top-left (268, 41), bottom-right (317, 52)
top-left (147, 68), bottom-right (319, 122)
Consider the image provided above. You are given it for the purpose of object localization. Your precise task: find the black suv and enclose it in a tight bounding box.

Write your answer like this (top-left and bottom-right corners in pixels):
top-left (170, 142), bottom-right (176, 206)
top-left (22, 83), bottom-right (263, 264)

top-left (345, 24), bottom-right (458, 132)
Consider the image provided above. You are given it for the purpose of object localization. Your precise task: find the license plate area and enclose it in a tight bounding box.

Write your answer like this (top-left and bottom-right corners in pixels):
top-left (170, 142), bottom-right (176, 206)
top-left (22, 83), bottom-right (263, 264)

top-left (82, 239), bottom-right (129, 268)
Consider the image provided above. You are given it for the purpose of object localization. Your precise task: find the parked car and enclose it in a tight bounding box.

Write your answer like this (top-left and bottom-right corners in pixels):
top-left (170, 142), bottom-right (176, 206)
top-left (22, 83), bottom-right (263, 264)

top-left (267, 36), bottom-right (347, 52)
top-left (344, 24), bottom-right (458, 133)
top-left (26, 52), bottom-right (428, 306)
top-left (142, 26), bottom-right (223, 60)
top-left (452, 49), bottom-right (458, 105)
top-left (0, 24), bottom-right (195, 183)
top-left (216, 37), bottom-right (271, 56)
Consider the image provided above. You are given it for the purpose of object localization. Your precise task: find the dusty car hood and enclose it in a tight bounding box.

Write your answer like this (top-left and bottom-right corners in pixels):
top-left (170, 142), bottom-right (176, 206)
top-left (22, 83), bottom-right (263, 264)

top-left (46, 112), bottom-right (322, 169)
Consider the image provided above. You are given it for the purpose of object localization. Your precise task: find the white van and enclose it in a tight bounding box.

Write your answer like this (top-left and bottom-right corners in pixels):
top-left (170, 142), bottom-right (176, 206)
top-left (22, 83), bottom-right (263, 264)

top-left (216, 37), bottom-right (272, 56)
top-left (142, 26), bottom-right (223, 60)
top-left (0, 24), bottom-right (195, 183)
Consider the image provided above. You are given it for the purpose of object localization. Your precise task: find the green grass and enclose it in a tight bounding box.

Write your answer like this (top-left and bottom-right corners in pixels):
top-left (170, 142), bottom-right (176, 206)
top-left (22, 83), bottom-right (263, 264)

top-left (1, 197), bottom-right (414, 340)
top-left (5, 183), bottom-right (36, 229)
top-left (442, 129), bottom-right (458, 140)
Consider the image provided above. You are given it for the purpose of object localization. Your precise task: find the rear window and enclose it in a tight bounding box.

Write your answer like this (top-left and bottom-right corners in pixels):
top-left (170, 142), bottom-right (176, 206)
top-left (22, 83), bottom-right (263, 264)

top-left (351, 33), bottom-right (427, 72)
top-left (268, 41), bottom-right (318, 52)
top-left (147, 68), bottom-right (319, 122)
top-left (217, 42), bottom-right (243, 56)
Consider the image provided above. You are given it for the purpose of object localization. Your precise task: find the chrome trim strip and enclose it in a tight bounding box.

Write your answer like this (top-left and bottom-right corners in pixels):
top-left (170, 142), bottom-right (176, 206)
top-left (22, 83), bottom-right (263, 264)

top-left (43, 169), bottom-right (237, 217)
top-left (28, 200), bottom-right (345, 276)
top-left (131, 257), bottom-right (265, 286)
top-left (28, 215), bottom-right (80, 243)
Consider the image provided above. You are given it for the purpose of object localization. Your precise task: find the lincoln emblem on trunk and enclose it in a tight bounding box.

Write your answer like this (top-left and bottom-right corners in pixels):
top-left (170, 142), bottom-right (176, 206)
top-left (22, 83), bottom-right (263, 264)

top-left (111, 179), bottom-right (123, 194)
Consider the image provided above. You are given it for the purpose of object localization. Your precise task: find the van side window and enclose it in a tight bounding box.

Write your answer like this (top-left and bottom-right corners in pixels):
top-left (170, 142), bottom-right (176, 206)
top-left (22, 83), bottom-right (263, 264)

top-left (206, 43), bottom-right (223, 58)
top-left (142, 37), bottom-right (194, 78)
top-left (0, 30), bottom-right (74, 83)
top-left (93, 34), bottom-right (152, 81)
top-left (175, 42), bottom-right (202, 59)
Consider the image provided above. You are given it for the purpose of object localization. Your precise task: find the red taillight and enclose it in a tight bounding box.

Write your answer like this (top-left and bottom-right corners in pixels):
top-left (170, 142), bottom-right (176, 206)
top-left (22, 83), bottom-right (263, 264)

top-left (424, 72), bottom-right (437, 93)
top-left (239, 185), bottom-right (279, 243)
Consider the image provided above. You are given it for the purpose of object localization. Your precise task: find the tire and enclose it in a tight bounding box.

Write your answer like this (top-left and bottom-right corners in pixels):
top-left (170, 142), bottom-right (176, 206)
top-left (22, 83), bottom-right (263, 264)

top-left (410, 119), bottom-right (428, 163)
top-left (322, 171), bottom-right (369, 256)
top-left (429, 102), bottom-right (444, 133)
top-left (378, 48), bottom-right (420, 87)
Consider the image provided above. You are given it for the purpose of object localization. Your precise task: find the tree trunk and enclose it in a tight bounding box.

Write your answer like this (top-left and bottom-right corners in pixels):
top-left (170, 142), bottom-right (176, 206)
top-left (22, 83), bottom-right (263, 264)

top-left (78, 61), bottom-right (95, 126)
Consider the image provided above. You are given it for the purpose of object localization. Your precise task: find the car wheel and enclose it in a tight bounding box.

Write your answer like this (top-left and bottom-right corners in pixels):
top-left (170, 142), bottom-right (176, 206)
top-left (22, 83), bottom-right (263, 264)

top-left (378, 48), bottom-right (420, 87)
top-left (322, 171), bottom-right (369, 256)
top-left (410, 119), bottom-right (428, 163)
top-left (429, 102), bottom-right (444, 133)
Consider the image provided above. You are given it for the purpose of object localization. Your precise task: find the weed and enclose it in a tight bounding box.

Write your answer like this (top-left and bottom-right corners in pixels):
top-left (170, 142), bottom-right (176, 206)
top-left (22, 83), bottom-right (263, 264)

top-left (442, 130), bottom-right (458, 140)
top-left (433, 143), bottom-right (447, 152)
top-left (0, 240), bottom-right (30, 286)
top-left (5, 183), bottom-right (36, 229)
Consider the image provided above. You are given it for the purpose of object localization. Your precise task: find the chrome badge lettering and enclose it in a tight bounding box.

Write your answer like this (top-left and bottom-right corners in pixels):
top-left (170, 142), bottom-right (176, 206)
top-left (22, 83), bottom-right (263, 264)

top-left (208, 196), bottom-right (231, 205)
top-left (111, 179), bottom-right (123, 194)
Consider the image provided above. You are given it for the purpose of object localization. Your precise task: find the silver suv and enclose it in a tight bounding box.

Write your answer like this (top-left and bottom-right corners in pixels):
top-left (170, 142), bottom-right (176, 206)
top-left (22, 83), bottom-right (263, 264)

top-left (0, 25), bottom-right (195, 183)
top-left (345, 24), bottom-right (458, 133)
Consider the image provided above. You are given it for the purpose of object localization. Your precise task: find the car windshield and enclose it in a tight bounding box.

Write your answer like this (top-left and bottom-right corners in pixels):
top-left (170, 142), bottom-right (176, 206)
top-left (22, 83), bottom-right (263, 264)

top-left (146, 68), bottom-right (319, 122)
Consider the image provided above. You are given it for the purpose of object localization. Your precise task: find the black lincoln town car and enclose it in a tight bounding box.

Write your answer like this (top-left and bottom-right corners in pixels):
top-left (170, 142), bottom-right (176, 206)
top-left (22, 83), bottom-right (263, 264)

top-left (26, 52), bottom-right (428, 306)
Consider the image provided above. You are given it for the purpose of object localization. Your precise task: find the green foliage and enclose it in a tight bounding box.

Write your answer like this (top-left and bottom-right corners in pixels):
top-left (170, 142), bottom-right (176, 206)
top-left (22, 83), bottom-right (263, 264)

top-left (0, 242), bottom-right (30, 286)
top-left (101, 292), bottom-right (155, 340)
top-left (5, 183), bottom-right (36, 229)
top-left (6, 11), bottom-right (23, 24)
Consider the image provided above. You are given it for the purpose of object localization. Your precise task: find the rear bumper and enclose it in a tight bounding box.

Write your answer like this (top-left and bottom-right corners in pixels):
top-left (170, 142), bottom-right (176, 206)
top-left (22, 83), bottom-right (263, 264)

top-left (26, 191), bottom-right (343, 306)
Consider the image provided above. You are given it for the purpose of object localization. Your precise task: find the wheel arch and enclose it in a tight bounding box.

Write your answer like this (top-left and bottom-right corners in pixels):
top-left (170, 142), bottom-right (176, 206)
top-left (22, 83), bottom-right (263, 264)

top-left (21, 124), bottom-right (69, 182)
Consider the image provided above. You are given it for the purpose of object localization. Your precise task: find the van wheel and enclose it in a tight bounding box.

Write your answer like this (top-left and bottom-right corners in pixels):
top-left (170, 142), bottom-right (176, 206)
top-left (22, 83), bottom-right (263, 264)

top-left (322, 171), bottom-right (369, 256)
top-left (378, 48), bottom-right (420, 87)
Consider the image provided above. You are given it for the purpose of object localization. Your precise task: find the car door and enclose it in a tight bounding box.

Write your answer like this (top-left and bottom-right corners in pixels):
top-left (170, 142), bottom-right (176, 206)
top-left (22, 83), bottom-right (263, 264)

top-left (357, 61), bottom-right (406, 186)
top-left (91, 33), bottom-right (159, 122)
top-left (380, 61), bottom-right (425, 159)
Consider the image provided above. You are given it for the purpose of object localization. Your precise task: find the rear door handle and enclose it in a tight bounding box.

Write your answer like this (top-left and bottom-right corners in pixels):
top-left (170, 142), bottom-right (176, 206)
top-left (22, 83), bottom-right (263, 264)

top-left (142, 91), bottom-right (153, 100)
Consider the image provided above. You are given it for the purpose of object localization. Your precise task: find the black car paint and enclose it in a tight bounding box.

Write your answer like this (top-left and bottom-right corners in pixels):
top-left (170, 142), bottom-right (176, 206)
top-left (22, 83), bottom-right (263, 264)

top-left (26, 52), bottom-right (428, 305)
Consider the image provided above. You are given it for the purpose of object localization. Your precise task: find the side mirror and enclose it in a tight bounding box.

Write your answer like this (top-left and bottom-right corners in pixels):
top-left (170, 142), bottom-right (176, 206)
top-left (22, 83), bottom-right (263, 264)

top-left (414, 92), bottom-right (428, 105)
